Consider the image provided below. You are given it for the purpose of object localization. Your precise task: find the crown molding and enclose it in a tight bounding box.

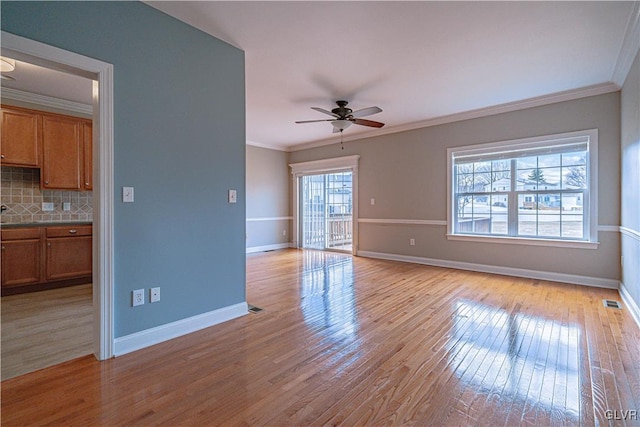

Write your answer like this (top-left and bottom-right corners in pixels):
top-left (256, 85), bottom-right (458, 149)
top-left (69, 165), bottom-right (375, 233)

top-left (246, 139), bottom-right (288, 152)
top-left (612, 1), bottom-right (640, 86)
top-left (0, 87), bottom-right (92, 115)
top-left (287, 82), bottom-right (620, 152)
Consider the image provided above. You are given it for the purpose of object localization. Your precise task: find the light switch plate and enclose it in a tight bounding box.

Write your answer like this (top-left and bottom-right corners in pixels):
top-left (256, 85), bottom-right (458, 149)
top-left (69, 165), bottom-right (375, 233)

top-left (228, 189), bottom-right (237, 204)
top-left (123, 187), bottom-right (134, 203)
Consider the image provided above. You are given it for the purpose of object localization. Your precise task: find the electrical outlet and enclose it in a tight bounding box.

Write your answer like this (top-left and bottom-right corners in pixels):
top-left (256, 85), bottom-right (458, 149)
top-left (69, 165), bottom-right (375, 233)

top-left (282, 229), bottom-right (286, 236)
top-left (150, 287), bottom-right (160, 303)
top-left (410, 238), bottom-right (416, 246)
top-left (132, 289), bottom-right (144, 307)
top-left (41, 202), bottom-right (54, 211)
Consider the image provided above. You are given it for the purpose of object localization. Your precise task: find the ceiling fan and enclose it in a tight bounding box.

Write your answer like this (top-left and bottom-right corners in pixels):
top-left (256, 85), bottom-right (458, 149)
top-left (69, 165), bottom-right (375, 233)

top-left (295, 100), bottom-right (384, 133)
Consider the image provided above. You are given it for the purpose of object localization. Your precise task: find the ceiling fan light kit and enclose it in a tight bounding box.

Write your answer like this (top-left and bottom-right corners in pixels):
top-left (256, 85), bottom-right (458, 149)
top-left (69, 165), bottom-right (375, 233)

top-left (1, 57), bottom-right (16, 72)
top-left (0, 56), bottom-right (16, 81)
top-left (296, 100), bottom-right (385, 135)
top-left (331, 119), bottom-right (352, 132)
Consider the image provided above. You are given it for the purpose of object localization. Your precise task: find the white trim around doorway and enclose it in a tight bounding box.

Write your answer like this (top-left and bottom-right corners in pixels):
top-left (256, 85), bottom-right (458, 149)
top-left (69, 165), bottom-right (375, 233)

top-left (2, 31), bottom-right (115, 360)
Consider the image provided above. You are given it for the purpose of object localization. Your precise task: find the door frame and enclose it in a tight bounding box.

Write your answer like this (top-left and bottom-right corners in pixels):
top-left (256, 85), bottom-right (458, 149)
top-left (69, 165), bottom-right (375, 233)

top-left (290, 155), bottom-right (359, 255)
top-left (2, 31), bottom-right (115, 360)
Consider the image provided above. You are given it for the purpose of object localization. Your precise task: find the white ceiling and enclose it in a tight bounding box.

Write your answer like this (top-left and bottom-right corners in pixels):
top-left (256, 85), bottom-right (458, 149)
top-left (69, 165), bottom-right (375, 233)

top-left (148, 1), bottom-right (636, 150)
top-left (1, 59), bottom-right (93, 106)
top-left (2, 2), bottom-right (636, 151)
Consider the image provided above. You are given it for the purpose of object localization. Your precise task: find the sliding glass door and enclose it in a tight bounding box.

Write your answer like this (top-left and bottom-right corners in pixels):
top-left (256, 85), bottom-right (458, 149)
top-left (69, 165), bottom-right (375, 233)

top-left (301, 171), bottom-right (353, 252)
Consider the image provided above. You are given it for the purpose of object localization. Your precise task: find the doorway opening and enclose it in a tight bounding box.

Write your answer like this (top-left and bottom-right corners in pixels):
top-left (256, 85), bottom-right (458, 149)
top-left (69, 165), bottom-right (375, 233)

top-left (0, 60), bottom-right (94, 379)
top-left (2, 31), bottom-right (115, 363)
top-left (301, 171), bottom-right (353, 252)
top-left (290, 155), bottom-right (359, 256)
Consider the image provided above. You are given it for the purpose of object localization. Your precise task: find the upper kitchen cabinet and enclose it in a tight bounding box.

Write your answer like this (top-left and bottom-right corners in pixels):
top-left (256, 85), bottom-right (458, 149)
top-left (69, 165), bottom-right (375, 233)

top-left (41, 113), bottom-right (83, 190)
top-left (0, 107), bottom-right (40, 167)
top-left (1, 105), bottom-right (92, 191)
top-left (82, 122), bottom-right (92, 191)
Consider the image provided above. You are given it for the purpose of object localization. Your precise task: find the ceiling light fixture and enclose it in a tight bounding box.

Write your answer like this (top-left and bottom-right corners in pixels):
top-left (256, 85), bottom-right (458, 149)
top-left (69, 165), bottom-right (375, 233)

top-left (331, 119), bottom-right (352, 132)
top-left (0, 57), bottom-right (16, 81)
top-left (0, 57), bottom-right (16, 73)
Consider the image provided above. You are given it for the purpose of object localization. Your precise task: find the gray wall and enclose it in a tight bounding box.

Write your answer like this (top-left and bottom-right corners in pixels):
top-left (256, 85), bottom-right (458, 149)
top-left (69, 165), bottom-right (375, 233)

top-left (2, 2), bottom-right (246, 337)
top-left (246, 145), bottom-right (290, 249)
top-left (290, 93), bottom-right (621, 282)
top-left (621, 49), bottom-right (640, 309)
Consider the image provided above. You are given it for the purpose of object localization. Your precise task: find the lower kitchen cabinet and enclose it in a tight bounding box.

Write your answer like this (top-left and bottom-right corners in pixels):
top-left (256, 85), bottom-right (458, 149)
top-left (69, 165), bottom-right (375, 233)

top-left (46, 226), bottom-right (92, 280)
top-left (1, 224), bottom-right (92, 295)
top-left (1, 228), bottom-right (43, 287)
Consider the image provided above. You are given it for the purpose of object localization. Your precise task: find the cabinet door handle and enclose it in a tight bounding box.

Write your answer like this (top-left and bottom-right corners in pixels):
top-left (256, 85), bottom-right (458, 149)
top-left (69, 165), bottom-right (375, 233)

top-left (1, 246), bottom-right (5, 250)
top-left (45, 181), bottom-right (49, 185)
top-left (47, 242), bottom-right (51, 247)
top-left (69, 229), bottom-right (77, 234)
top-left (1, 154), bottom-right (5, 159)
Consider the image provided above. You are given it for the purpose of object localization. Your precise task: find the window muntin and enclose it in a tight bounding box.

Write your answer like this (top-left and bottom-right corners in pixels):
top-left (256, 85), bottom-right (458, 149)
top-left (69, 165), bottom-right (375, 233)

top-left (449, 131), bottom-right (596, 245)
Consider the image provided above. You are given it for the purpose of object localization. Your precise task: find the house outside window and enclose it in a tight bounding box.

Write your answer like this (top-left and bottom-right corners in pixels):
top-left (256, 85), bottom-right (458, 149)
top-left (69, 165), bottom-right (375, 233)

top-left (447, 129), bottom-right (598, 248)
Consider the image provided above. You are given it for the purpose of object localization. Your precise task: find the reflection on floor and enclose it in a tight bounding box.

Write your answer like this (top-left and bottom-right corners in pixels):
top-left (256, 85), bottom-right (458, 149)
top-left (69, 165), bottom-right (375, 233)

top-left (2, 250), bottom-right (639, 426)
top-left (1, 284), bottom-right (93, 380)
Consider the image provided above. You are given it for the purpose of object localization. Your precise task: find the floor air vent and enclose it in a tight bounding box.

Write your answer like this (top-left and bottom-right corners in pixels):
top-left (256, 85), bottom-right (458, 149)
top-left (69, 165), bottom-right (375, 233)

top-left (248, 305), bottom-right (264, 313)
top-left (603, 299), bottom-right (622, 309)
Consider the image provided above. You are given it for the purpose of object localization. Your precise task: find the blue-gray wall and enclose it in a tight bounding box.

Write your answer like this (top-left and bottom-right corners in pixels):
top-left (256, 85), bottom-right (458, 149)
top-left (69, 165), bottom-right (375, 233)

top-left (1, 1), bottom-right (246, 337)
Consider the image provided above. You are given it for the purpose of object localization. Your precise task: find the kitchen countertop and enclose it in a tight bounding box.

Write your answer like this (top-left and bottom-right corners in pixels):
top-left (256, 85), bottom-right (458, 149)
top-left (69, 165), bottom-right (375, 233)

top-left (1, 221), bottom-right (92, 229)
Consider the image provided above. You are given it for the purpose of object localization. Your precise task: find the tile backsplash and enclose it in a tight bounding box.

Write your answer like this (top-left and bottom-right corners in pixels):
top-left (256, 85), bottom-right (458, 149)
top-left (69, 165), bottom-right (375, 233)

top-left (1, 166), bottom-right (93, 224)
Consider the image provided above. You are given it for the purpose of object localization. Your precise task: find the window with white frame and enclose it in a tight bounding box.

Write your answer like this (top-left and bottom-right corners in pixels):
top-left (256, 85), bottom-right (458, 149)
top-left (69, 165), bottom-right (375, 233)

top-left (447, 130), bottom-right (598, 247)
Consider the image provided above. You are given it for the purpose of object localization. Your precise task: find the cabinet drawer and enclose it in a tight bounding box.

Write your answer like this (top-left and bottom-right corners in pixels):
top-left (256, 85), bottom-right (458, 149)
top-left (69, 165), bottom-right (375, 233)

top-left (46, 226), bottom-right (92, 238)
top-left (1, 228), bottom-right (42, 241)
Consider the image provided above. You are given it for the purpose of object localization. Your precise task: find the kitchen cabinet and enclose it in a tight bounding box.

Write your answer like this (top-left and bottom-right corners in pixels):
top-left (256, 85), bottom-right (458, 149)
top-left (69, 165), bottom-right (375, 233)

top-left (1, 224), bottom-right (92, 295)
top-left (1, 105), bottom-right (93, 191)
top-left (41, 114), bottom-right (83, 190)
top-left (1, 228), bottom-right (43, 287)
top-left (45, 226), bottom-right (92, 280)
top-left (0, 107), bottom-right (40, 167)
top-left (82, 122), bottom-right (93, 190)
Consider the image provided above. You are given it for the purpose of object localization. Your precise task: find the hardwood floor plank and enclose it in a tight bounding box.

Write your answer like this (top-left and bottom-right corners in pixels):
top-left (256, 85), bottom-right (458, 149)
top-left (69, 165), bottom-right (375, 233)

top-left (1, 284), bottom-right (93, 380)
top-left (2, 249), bottom-right (639, 426)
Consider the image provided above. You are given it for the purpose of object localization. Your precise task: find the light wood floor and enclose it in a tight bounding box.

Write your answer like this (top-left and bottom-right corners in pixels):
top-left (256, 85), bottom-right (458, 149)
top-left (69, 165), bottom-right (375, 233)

top-left (1, 284), bottom-right (93, 380)
top-left (2, 249), bottom-right (639, 426)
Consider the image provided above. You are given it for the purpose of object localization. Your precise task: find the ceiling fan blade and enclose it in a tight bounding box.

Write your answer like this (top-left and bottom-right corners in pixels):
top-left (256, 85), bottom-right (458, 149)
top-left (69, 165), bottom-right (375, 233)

top-left (311, 107), bottom-right (340, 118)
top-left (295, 119), bottom-right (333, 124)
top-left (354, 118), bottom-right (385, 128)
top-left (351, 106), bottom-right (382, 118)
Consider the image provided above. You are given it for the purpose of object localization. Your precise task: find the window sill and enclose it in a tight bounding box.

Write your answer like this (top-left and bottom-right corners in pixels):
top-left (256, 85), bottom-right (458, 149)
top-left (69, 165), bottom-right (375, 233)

top-left (446, 233), bottom-right (599, 249)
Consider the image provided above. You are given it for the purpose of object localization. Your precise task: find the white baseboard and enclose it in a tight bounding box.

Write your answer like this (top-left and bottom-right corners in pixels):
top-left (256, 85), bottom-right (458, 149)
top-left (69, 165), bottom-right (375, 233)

top-left (357, 250), bottom-right (620, 289)
top-left (246, 243), bottom-right (291, 254)
top-left (620, 283), bottom-right (640, 329)
top-left (114, 302), bottom-right (248, 356)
